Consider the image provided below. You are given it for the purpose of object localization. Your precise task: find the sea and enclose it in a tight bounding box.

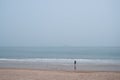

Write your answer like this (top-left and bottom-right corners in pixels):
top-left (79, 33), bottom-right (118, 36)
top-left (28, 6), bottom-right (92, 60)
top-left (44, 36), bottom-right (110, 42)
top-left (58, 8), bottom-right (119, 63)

top-left (0, 47), bottom-right (120, 71)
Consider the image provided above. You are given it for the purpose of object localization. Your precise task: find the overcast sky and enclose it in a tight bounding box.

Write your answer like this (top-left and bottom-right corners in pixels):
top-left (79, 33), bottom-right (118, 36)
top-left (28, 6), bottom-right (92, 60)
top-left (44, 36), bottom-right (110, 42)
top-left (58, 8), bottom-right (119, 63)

top-left (0, 0), bottom-right (120, 47)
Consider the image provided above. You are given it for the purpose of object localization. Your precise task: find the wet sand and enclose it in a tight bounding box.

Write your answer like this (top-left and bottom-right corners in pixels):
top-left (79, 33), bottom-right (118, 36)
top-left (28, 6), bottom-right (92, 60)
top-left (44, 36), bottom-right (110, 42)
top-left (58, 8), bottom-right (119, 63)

top-left (0, 68), bottom-right (120, 80)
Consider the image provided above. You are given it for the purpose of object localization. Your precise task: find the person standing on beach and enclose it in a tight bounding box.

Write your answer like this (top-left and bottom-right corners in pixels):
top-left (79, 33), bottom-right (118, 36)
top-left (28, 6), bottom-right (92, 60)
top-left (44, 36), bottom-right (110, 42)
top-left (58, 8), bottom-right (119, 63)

top-left (74, 60), bottom-right (76, 70)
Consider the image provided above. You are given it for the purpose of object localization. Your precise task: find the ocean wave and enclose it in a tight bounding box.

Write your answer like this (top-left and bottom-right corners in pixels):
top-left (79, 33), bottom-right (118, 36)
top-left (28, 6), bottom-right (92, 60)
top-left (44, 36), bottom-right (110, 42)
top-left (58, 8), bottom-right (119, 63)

top-left (0, 58), bottom-right (120, 64)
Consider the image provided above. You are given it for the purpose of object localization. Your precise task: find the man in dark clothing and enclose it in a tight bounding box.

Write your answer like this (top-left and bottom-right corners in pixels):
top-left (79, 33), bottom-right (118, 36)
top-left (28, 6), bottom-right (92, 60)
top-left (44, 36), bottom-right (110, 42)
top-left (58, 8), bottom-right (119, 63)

top-left (74, 60), bottom-right (76, 70)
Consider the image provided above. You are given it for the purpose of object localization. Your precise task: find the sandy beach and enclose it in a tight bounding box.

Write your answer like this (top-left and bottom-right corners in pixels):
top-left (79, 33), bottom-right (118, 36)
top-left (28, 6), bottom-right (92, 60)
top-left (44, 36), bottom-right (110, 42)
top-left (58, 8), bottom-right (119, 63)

top-left (0, 69), bottom-right (120, 80)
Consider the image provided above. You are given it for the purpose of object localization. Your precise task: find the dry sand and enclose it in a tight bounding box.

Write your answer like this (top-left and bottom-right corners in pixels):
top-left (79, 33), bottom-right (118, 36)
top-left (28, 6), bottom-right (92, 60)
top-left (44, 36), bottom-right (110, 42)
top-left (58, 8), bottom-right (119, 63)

top-left (0, 69), bottom-right (120, 80)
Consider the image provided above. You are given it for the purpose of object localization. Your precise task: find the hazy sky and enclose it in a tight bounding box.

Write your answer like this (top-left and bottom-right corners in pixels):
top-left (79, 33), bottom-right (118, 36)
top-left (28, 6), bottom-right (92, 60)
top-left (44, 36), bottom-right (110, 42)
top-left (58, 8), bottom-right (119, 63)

top-left (0, 0), bottom-right (120, 47)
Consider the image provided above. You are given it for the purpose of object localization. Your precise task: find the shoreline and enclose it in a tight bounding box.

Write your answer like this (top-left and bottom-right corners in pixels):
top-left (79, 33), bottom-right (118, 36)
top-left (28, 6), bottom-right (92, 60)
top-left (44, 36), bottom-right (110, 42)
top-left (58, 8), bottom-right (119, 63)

top-left (1, 58), bottom-right (120, 72)
top-left (0, 68), bottom-right (120, 73)
top-left (0, 68), bottom-right (120, 80)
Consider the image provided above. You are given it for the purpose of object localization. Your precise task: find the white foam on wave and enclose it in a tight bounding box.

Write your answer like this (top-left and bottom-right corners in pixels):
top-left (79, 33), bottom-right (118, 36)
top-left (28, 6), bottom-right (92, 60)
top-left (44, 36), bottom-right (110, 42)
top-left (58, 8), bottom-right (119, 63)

top-left (0, 58), bottom-right (120, 64)
top-left (0, 58), bottom-right (72, 61)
